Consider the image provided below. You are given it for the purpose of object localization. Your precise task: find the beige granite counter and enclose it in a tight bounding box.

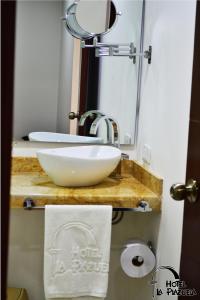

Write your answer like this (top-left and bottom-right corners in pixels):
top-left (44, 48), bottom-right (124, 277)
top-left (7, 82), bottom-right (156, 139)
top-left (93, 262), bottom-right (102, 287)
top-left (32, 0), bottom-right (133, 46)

top-left (10, 156), bottom-right (163, 211)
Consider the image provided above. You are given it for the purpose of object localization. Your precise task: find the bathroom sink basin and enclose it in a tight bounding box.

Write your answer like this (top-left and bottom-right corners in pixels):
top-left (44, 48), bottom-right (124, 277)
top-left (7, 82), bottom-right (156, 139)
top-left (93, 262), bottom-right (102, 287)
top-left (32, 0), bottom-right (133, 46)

top-left (37, 145), bottom-right (121, 187)
top-left (29, 132), bottom-right (103, 143)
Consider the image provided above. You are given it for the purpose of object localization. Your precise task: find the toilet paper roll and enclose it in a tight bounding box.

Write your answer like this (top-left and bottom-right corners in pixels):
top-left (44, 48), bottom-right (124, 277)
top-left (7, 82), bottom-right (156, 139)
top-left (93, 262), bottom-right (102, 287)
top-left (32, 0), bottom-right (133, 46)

top-left (120, 240), bottom-right (156, 278)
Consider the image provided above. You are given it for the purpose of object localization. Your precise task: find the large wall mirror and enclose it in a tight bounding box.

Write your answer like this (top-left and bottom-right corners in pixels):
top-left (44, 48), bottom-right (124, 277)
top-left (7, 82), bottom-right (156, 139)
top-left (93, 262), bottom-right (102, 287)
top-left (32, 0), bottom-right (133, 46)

top-left (13, 0), bottom-right (144, 145)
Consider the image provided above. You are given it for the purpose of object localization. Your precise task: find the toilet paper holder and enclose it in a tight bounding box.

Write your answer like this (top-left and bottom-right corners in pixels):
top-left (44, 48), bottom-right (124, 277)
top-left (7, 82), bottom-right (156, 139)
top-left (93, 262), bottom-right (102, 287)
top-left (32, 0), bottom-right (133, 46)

top-left (125, 240), bottom-right (154, 266)
top-left (120, 240), bottom-right (156, 278)
top-left (125, 240), bottom-right (154, 251)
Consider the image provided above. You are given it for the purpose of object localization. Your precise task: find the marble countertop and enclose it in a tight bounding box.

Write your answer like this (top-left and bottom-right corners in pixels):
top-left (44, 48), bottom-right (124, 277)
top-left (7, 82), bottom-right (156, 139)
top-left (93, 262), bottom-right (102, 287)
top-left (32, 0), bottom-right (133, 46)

top-left (10, 156), bottom-right (163, 211)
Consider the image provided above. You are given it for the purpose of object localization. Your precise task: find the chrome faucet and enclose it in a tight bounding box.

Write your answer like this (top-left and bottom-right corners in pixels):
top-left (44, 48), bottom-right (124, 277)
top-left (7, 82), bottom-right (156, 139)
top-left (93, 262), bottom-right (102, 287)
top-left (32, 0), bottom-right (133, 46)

top-left (80, 110), bottom-right (129, 178)
top-left (89, 114), bottom-right (128, 178)
top-left (79, 110), bottom-right (120, 147)
top-left (79, 110), bottom-right (112, 143)
top-left (89, 115), bottom-right (112, 144)
top-left (90, 115), bottom-right (120, 148)
top-left (108, 118), bottom-right (120, 148)
top-left (79, 110), bottom-right (101, 126)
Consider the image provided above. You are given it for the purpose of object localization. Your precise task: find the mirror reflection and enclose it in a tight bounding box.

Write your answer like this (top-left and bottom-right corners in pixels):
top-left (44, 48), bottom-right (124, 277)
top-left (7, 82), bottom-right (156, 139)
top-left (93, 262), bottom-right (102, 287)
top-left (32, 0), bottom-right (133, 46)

top-left (75, 0), bottom-right (117, 36)
top-left (65, 0), bottom-right (117, 40)
top-left (13, 0), bottom-right (144, 145)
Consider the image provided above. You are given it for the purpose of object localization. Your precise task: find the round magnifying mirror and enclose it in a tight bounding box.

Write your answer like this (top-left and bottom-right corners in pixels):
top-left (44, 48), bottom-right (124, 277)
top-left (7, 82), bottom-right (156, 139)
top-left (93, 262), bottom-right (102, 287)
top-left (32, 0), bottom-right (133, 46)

top-left (65, 0), bottom-right (119, 40)
top-left (76, 0), bottom-right (117, 35)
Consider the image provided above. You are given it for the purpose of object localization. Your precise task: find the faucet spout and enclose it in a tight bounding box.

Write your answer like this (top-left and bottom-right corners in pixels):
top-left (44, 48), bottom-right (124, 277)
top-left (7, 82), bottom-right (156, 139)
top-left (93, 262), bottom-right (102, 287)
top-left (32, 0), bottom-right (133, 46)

top-left (90, 115), bottom-right (120, 148)
top-left (79, 110), bottom-right (107, 127)
top-left (78, 110), bottom-right (120, 147)
top-left (108, 118), bottom-right (120, 148)
top-left (90, 116), bottom-right (112, 142)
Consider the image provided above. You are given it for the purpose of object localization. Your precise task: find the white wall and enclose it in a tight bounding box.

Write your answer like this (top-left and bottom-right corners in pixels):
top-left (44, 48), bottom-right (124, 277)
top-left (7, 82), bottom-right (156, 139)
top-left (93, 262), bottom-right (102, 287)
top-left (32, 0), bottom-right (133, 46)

top-left (135, 0), bottom-right (196, 297)
top-left (13, 1), bottom-right (63, 139)
top-left (56, 1), bottom-right (74, 133)
top-left (13, 1), bottom-right (74, 138)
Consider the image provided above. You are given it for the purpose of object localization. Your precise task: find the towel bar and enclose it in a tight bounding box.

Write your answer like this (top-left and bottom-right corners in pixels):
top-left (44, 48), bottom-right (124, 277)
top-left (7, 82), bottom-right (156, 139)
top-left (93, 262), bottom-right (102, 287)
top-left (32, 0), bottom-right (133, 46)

top-left (23, 198), bottom-right (152, 212)
top-left (22, 198), bottom-right (152, 225)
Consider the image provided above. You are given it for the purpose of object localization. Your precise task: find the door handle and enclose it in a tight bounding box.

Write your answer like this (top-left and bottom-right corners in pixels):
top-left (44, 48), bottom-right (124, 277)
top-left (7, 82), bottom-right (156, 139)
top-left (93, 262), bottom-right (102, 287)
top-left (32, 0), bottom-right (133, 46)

top-left (170, 179), bottom-right (199, 203)
top-left (68, 112), bottom-right (80, 120)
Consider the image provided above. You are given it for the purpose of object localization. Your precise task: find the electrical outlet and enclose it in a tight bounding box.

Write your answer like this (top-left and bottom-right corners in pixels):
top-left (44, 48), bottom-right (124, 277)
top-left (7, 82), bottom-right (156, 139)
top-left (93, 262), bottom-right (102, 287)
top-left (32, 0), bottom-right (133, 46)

top-left (124, 133), bottom-right (132, 144)
top-left (142, 144), bottom-right (152, 165)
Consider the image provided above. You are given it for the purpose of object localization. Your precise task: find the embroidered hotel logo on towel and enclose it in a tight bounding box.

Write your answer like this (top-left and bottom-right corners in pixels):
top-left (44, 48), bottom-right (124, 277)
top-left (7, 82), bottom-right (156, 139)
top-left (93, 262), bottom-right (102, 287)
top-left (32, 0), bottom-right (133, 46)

top-left (71, 245), bottom-right (108, 274)
top-left (47, 222), bottom-right (109, 278)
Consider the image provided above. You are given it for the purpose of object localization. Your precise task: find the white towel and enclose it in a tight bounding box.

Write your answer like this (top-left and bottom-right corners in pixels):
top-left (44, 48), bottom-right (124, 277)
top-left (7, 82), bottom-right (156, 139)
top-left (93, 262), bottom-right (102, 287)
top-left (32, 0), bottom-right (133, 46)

top-left (44, 205), bottom-right (112, 299)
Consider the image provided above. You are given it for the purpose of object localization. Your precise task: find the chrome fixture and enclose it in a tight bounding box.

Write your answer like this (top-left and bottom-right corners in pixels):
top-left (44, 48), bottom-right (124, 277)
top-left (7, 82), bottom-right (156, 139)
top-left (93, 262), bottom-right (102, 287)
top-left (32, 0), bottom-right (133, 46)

top-left (81, 38), bottom-right (152, 64)
top-left (63, 1), bottom-right (119, 41)
top-left (79, 110), bottom-right (115, 144)
top-left (121, 153), bottom-right (129, 160)
top-left (63, 1), bottom-right (152, 64)
top-left (79, 110), bottom-right (120, 147)
top-left (90, 115), bottom-right (120, 148)
top-left (107, 117), bottom-right (120, 148)
top-left (89, 115), bottom-right (113, 144)
top-left (133, 201), bottom-right (152, 212)
top-left (79, 110), bottom-right (104, 126)
top-left (68, 111), bottom-right (80, 120)
top-left (79, 110), bottom-right (129, 179)
top-left (110, 152), bottom-right (129, 179)
top-left (23, 198), bottom-right (153, 225)
top-left (170, 179), bottom-right (199, 203)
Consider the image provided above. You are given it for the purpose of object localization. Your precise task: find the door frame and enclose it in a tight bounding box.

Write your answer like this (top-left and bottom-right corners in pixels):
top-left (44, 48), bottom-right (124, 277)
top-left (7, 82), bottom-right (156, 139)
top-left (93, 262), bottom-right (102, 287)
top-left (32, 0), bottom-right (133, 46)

top-left (1, 1), bottom-right (16, 299)
top-left (179, 1), bottom-right (200, 298)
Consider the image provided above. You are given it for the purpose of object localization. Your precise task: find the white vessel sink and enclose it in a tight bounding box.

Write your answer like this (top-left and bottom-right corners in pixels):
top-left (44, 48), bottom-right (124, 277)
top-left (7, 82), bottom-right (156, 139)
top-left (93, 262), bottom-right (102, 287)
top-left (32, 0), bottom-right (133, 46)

top-left (37, 145), bottom-right (121, 187)
top-left (29, 132), bottom-right (103, 144)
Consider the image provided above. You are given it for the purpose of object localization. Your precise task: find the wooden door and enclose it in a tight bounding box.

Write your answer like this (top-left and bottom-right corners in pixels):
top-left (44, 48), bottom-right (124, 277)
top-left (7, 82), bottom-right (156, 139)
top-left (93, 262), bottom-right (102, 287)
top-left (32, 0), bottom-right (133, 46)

top-left (179, 1), bottom-right (200, 298)
top-left (2, 1), bottom-right (16, 299)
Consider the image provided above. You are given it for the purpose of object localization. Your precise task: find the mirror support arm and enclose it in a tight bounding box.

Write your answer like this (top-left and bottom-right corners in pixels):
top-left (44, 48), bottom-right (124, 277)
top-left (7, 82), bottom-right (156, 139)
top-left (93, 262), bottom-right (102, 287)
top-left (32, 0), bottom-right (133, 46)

top-left (81, 38), bottom-right (152, 64)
